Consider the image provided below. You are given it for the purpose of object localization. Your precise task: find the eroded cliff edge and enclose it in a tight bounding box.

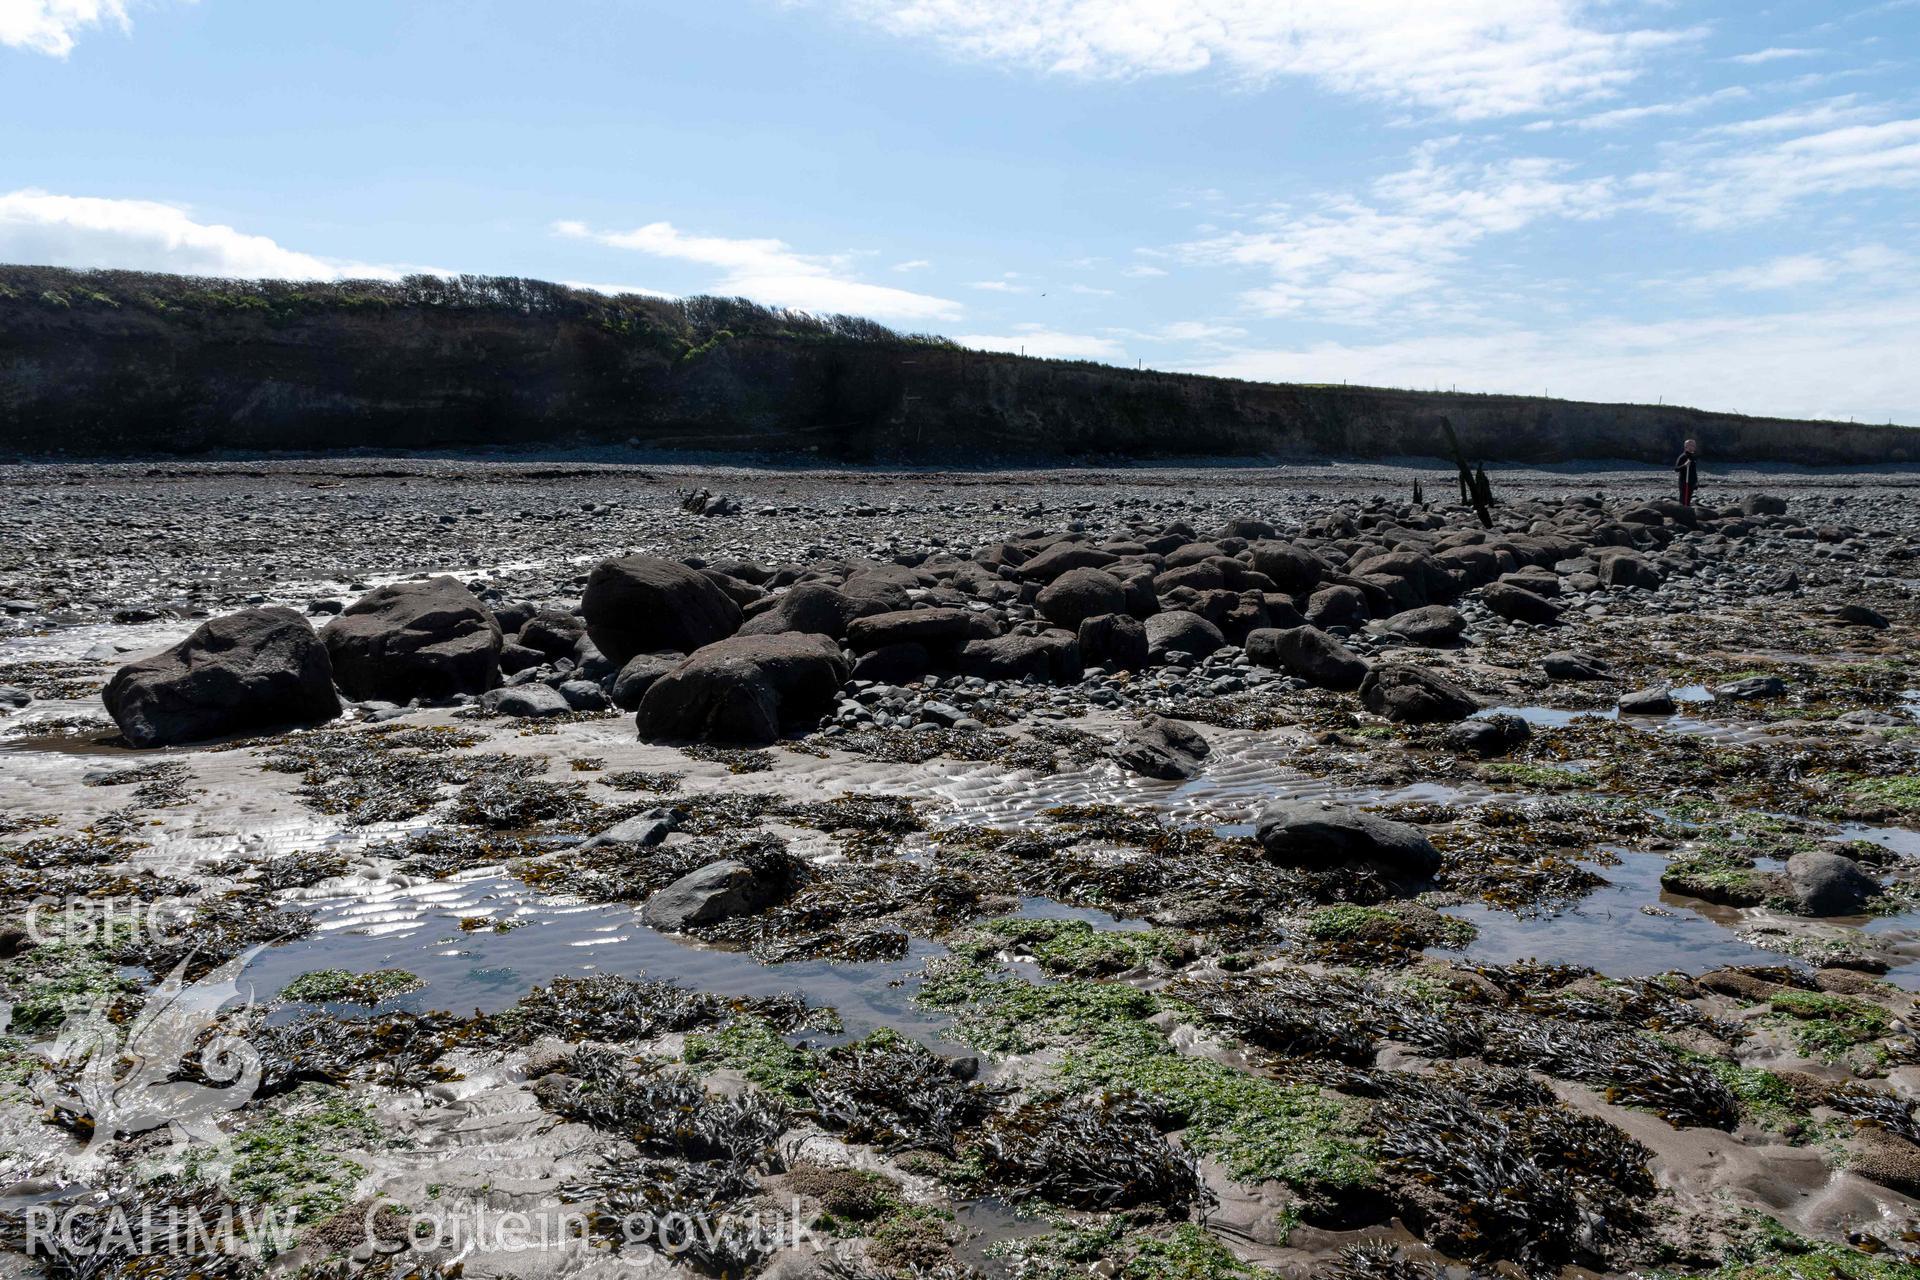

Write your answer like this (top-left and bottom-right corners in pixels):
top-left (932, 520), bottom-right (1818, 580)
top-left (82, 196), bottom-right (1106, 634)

top-left (3, 266), bottom-right (1913, 463)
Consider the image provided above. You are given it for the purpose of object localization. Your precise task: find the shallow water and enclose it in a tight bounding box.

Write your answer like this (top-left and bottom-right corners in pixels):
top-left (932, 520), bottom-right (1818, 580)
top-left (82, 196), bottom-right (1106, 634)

top-left (1438, 849), bottom-right (1818, 977)
top-left (1473, 686), bottom-right (1767, 743)
top-left (239, 870), bottom-right (963, 1049)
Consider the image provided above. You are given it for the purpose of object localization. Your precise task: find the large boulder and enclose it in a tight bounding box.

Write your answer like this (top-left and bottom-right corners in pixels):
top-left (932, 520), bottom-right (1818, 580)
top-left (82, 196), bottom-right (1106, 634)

top-left (517, 610), bottom-right (585, 659)
top-left (1377, 605), bottom-right (1467, 647)
top-left (582, 556), bottom-right (742, 666)
top-left (645, 860), bottom-right (786, 931)
top-left (846, 608), bottom-right (980, 654)
top-left (1144, 610), bottom-right (1225, 662)
top-left (610, 652), bottom-right (683, 711)
top-left (1244, 626), bottom-right (1369, 690)
top-left (1254, 799), bottom-right (1441, 877)
top-left (1306, 584), bottom-right (1369, 630)
top-left (1109, 715), bottom-right (1210, 781)
top-left (1596, 549), bottom-right (1664, 591)
top-left (636, 633), bottom-right (849, 744)
top-left (1786, 851), bottom-right (1879, 917)
top-left (1248, 543), bottom-right (1327, 593)
top-left (480, 684), bottom-right (573, 718)
top-left (1618, 687), bottom-right (1677, 716)
top-left (322, 577), bottom-right (502, 702)
top-left (104, 607), bottom-right (340, 747)
top-left (1480, 583), bottom-right (1563, 626)
top-left (1350, 551), bottom-right (1456, 608)
top-left (853, 642), bottom-right (932, 684)
top-left (1360, 665), bottom-right (1479, 723)
top-left (1444, 713), bottom-right (1531, 758)
top-left (1018, 543), bottom-right (1118, 582)
top-left (1077, 613), bottom-right (1149, 671)
top-left (1037, 568), bottom-right (1128, 630)
top-left (959, 630), bottom-right (1083, 683)
top-left (738, 584), bottom-right (863, 639)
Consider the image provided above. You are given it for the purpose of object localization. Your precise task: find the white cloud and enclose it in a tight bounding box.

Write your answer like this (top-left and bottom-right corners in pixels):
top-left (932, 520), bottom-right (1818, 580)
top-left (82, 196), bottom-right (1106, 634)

top-left (1190, 299), bottom-right (1920, 424)
top-left (0, 0), bottom-right (134, 57)
top-left (1557, 86), bottom-right (1747, 131)
top-left (954, 323), bottom-right (1124, 360)
top-left (1175, 151), bottom-right (1614, 322)
top-left (1123, 263), bottom-right (1168, 277)
top-left (821, 0), bottom-right (1695, 120)
top-left (1637, 116), bottom-right (1920, 228)
top-left (968, 279), bottom-right (1028, 293)
top-left (892, 259), bottom-right (932, 272)
top-left (555, 218), bottom-right (961, 322)
top-left (1685, 245), bottom-right (1907, 292)
top-left (562, 279), bottom-right (676, 299)
top-left (1154, 321), bottom-right (1247, 342)
top-left (0, 188), bottom-right (394, 279)
top-left (1729, 47), bottom-right (1819, 65)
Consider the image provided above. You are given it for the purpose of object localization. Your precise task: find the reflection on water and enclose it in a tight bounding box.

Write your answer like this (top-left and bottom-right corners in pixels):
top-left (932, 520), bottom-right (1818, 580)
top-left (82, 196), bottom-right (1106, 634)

top-left (1438, 850), bottom-right (1811, 977)
top-left (238, 870), bottom-right (961, 1049)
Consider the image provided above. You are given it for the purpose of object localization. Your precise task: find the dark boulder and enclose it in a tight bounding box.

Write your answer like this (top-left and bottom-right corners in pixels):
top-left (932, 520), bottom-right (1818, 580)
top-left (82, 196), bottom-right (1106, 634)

top-left (480, 684), bottom-right (573, 718)
top-left (1244, 626), bottom-right (1368, 690)
top-left (1444, 713), bottom-right (1531, 757)
top-left (1786, 851), bottom-right (1880, 917)
top-left (582, 556), bottom-right (742, 667)
top-left (1360, 665), bottom-right (1479, 723)
top-left (1077, 613), bottom-right (1149, 671)
top-left (738, 584), bottom-right (863, 639)
top-left (1018, 544), bottom-right (1118, 582)
top-left (518, 610), bottom-right (585, 659)
top-left (1541, 651), bottom-right (1609, 681)
top-left (959, 630), bottom-right (1083, 683)
top-left (1037, 568), bottom-right (1129, 630)
top-left (1306, 584), bottom-right (1369, 629)
top-left (610, 652), bottom-right (683, 711)
top-left (1836, 604), bottom-right (1890, 629)
top-left (1480, 582), bottom-right (1562, 626)
top-left (636, 633), bottom-right (849, 744)
top-left (323, 576), bottom-right (502, 702)
top-left (852, 642), bottom-right (932, 684)
top-left (1248, 543), bottom-right (1327, 593)
top-left (499, 642), bottom-right (547, 676)
top-left (645, 860), bottom-right (787, 931)
top-left (1596, 550), bottom-right (1664, 590)
top-left (1254, 799), bottom-right (1440, 877)
top-left (1716, 674), bottom-right (1785, 701)
top-left (104, 607), bottom-right (340, 747)
top-left (1109, 715), bottom-right (1211, 781)
top-left (1144, 611), bottom-right (1225, 662)
top-left (1378, 605), bottom-right (1466, 647)
top-left (1618, 687), bottom-right (1677, 716)
top-left (846, 608), bottom-right (980, 654)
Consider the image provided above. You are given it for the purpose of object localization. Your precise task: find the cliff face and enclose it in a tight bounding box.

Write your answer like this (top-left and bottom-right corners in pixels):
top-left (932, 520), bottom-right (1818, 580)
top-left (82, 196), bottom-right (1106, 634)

top-left (2, 267), bottom-right (1914, 464)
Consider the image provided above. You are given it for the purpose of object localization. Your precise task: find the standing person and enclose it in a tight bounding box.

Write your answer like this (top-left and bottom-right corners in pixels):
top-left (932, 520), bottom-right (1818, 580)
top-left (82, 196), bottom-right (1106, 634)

top-left (1673, 438), bottom-right (1699, 506)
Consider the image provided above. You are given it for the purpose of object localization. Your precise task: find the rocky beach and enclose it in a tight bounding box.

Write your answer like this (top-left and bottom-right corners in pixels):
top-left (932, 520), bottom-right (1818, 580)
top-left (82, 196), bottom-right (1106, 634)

top-left (1, 455), bottom-right (1918, 1280)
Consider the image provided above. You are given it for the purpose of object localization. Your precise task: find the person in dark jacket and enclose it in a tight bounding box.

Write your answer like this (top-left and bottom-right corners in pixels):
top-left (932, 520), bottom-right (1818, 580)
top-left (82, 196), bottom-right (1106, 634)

top-left (1673, 439), bottom-right (1699, 505)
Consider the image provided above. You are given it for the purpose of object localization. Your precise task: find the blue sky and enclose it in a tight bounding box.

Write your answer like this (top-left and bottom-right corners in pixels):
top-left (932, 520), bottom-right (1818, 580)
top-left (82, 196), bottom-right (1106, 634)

top-left (3, 1), bottom-right (1918, 424)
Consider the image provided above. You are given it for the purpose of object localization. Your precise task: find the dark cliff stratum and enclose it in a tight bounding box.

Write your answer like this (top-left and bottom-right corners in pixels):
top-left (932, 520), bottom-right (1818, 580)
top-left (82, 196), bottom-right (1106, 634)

top-left (2, 265), bottom-right (1913, 464)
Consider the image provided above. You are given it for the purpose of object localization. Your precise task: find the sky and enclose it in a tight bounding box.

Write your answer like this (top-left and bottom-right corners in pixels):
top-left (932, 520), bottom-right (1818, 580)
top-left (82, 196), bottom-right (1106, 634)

top-left (2, 0), bottom-right (1918, 425)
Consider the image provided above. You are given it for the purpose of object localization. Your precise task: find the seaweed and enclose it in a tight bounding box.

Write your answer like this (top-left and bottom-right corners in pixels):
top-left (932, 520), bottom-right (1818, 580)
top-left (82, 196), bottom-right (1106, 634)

top-left (537, 1047), bottom-right (788, 1163)
top-left (602, 768), bottom-right (685, 793)
top-left (494, 973), bottom-right (818, 1045)
top-left (112, 891), bottom-right (315, 982)
top-left (975, 1093), bottom-right (1200, 1211)
top-left (448, 776), bottom-right (598, 831)
top-left (247, 1010), bottom-right (472, 1095)
top-left (808, 1029), bottom-right (1000, 1154)
top-left (1374, 1071), bottom-right (1652, 1275)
